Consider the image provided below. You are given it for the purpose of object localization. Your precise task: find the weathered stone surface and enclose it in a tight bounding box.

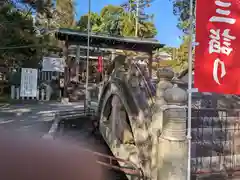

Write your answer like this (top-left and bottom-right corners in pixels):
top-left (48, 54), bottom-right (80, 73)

top-left (164, 85), bottom-right (187, 105)
top-left (158, 139), bottom-right (188, 180)
top-left (157, 68), bottom-right (174, 80)
top-left (155, 69), bottom-right (174, 106)
top-left (162, 108), bottom-right (187, 140)
top-left (154, 69), bottom-right (188, 180)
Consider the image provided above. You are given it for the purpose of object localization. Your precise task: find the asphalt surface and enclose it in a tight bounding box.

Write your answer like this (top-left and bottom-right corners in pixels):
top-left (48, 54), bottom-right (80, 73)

top-left (0, 102), bottom-right (84, 135)
top-left (51, 117), bottom-right (128, 180)
top-left (0, 102), bottom-right (128, 180)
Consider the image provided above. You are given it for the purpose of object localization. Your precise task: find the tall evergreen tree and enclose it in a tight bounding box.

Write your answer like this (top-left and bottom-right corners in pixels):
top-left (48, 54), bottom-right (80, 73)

top-left (121, 0), bottom-right (154, 22)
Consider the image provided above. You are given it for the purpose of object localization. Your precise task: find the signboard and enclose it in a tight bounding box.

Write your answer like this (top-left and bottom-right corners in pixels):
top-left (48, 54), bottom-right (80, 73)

top-left (20, 68), bottom-right (38, 97)
top-left (42, 57), bottom-right (66, 72)
top-left (195, 0), bottom-right (240, 94)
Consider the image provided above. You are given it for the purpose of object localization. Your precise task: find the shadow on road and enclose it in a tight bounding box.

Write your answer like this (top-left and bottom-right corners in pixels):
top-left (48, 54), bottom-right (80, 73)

top-left (49, 117), bottom-right (129, 180)
top-left (0, 111), bottom-right (128, 180)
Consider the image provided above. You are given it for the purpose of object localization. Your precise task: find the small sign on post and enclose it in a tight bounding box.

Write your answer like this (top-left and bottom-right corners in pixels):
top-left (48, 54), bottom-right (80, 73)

top-left (20, 68), bottom-right (38, 97)
top-left (59, 78), bottom-right (64, 88)
top-left (42, 57), bottom-right (66, 72)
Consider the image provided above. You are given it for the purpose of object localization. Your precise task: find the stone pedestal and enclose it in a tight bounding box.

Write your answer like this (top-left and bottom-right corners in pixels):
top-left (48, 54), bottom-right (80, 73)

top-left (152, 68), bottom-right (174, 132)
top-left (150, 68), bottom-right (188, 180)
top-left (158, 80), bottom-right (188, 180)
top-left (157, 136), bottom-right (187, 180)
top-left (156, 68), bottom-right (174, 106)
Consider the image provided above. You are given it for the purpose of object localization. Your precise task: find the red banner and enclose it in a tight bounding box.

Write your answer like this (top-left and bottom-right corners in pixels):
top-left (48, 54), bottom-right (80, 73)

top-left (97, 56), bottom-right (103, 73)
top-left (195, 0), bottom-right (240, 94)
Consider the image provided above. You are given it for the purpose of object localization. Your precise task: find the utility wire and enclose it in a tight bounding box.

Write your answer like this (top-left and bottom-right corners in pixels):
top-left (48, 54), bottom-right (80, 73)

top-left (0, 44), bottom-right (50, 50)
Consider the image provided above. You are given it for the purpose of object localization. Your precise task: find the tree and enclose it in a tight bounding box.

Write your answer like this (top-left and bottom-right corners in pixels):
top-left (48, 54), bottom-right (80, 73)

top-left (121, 0), bottom-right (154, 21)
top-left (21, 0), bottom-right (54, 28)
top-left (155, 36), bottom-right (189, 72)
top-left (76, 12), bottom-right (103, 32)
top-left (77, 5), bottom-right (125, 36)
top-left (22, 0), bottom-right (75, 30)
top-left (119, 12), bottom-right (135, 36)
top-left (76, 5), bottom-right (124, 35)
top-left (0, 2), bottom-right (42, 68)
top-left (170, 0), bottom-right (196, 75)
top-left (77, 4), bottom-right (157, 38)
top-left (172, 0), bottom-right (196, 33)
top-left (173, 36), bottom-right (189, 69)
top-left (138, 21), bottom-right (157, 38)
top-left (121, 0), bottom-right (156, 37)
top-left (99, 5), bottom-right (124, 36)
top-left (21, 0), bottom-right (76, 49)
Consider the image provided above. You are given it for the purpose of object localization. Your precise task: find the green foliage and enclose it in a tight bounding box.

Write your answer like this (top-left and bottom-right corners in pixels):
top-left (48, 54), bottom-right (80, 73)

top-left (171, 0), bottom-right (196, 74)
top-left (22, 0), bottom-right (75, 28)
top-left (21, 0), bottom-right (54, 19)
top-left (156, 36), bottom-right (189, 72)
top-left (119, 12), bottom-right (135, 36)
top-left (77, 12), bottom-right (103, 32)
top-left (99, 5), bottom-right (124, 36)
top-left (171, 36), bottom-right (189, 70)
top-left (0, 2), bottom-right (42, 68)
top-left (76, 5), bottom-right (157, 38)
top-left (172, 0), bottom-right (195, 33)
top-left (121, 0), bottom-right (154, 22)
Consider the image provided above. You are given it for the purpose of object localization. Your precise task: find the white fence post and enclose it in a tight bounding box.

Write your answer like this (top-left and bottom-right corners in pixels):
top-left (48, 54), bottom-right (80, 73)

top-left (11, 85), bottom-right (15, 99)
top-left (36, 89), bottom-right (39, 100)
top-left (46, 87), bottom-right (50, 101)
top-left (11, 85), bottom-right (52, 102)
top-left (41, 89), bottom-right (45, 101)
top-left (16, 87), bottom-right (20, 100)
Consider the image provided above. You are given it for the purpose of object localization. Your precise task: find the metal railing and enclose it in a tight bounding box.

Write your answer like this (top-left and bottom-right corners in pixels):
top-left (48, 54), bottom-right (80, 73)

top-left (88, 149), bottom-right (143, 178)
top-left (132, 62), bottom-right (155, 105)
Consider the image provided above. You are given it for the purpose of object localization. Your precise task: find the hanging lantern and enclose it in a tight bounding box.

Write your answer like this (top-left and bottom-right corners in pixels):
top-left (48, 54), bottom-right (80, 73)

top-left (98, 56), bottom-right (103, 72)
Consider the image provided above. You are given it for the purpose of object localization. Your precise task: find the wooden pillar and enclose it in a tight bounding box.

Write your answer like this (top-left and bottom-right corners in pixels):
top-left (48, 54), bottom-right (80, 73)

top-left (149, 51), bottom-right (153, 78)
top-left (73, 45), bottom-right (80, 83)
top-left (63, 40), bottom-right (69, 98)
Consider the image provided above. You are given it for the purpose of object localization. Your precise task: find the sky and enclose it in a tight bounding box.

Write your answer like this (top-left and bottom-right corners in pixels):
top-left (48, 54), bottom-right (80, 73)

top-left (75, 0), bottom-right (183, 48)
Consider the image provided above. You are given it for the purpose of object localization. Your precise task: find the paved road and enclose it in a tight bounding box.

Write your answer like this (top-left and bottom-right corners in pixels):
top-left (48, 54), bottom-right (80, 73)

top-left (0, 101), bottom-right (128, 180)
top-left (0, 102), bottom-right (87, 135)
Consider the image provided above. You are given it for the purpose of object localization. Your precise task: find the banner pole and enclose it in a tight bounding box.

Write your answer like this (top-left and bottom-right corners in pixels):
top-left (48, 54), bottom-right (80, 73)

top-left (187, 0), bottom-right (194, 179)
top-left (85, 0), bottom-right (91, 110)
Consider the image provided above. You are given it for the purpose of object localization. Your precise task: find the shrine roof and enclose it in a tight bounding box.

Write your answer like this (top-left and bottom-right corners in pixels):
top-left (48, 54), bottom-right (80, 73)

top-left (55, 28), bottom-right (164, 53)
